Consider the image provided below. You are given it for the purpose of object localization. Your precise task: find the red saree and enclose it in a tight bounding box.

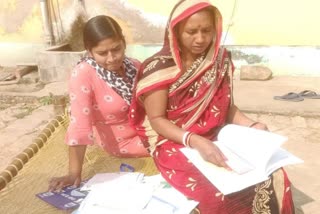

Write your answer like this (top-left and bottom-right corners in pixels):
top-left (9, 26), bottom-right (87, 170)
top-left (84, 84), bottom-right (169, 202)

top-left (130, 0), bottom-right (295, 213)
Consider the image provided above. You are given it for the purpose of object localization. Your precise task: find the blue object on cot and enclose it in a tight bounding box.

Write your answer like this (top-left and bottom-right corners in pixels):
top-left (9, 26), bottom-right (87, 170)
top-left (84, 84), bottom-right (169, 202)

top-left (120, 163), bottom-right (135, 172)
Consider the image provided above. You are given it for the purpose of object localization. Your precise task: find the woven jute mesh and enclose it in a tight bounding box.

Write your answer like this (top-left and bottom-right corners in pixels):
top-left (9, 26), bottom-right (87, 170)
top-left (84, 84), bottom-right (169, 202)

top-left (0, 114), bottom-right (158, 214)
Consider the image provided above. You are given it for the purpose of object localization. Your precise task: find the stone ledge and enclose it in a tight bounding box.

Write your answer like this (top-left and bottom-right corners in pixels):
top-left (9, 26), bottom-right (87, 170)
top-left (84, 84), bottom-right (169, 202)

top-left (36, 43), bottom-right (86, 83)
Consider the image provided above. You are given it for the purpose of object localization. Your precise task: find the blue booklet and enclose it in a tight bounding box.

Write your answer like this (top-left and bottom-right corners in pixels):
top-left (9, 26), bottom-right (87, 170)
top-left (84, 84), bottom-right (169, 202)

top-left (36, 181), bottom-right (89, 210)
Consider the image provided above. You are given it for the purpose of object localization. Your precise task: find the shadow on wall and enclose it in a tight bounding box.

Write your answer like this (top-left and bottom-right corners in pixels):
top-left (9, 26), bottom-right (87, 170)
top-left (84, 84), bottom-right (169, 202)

top-left (88, 0), bottom-right (165, 44)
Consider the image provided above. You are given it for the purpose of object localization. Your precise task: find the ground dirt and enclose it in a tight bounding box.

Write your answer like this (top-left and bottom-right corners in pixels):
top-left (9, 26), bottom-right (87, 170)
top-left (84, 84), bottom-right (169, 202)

top-left (0, 69), bottom-right (319, 213)
top-left (0, 95), bottom-right (40, 110)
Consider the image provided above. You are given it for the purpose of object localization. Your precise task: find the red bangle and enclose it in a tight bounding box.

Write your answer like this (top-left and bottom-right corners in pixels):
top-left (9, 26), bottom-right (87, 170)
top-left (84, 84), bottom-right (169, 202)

top-left (248, 121), bottom-right (259, 128)
top-left (182, 131), bottom-right (193, 147)
top-left (182, 131), bottom-right (190, 147)
top-left (186, 133), bottom-right (194, 148)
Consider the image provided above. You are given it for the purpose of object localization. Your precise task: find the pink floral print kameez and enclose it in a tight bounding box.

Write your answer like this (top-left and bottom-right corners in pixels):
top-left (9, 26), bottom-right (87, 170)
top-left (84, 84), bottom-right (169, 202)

top-left (65, 59), bottom-right (148, 157)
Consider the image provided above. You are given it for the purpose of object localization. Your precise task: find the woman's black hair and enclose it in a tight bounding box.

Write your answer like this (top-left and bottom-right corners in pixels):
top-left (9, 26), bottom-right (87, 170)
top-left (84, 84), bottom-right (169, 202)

top-left (83, 15), bottom-right (125, 50)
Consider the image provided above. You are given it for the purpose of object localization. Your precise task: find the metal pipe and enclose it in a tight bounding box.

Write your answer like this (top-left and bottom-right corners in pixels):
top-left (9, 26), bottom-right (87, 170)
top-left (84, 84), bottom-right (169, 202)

top-left (39, 0), bottom-right (55, 45)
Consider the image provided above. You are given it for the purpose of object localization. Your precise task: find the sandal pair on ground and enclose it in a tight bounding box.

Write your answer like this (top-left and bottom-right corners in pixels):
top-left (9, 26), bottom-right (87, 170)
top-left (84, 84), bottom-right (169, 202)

top-left (274, 90), bottom-right (320, 102)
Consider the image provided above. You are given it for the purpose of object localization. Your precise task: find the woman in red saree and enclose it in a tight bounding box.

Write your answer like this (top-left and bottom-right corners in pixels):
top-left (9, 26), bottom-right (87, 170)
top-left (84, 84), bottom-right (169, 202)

top-left (130, 0), bottom-right (295, 213)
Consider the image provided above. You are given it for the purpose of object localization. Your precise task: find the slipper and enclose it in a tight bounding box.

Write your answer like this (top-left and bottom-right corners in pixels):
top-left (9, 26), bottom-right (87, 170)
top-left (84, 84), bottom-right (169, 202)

top-left (298, 90), bottom-right (320, 99)
top-left (273, 92), bottom-right (304, 102)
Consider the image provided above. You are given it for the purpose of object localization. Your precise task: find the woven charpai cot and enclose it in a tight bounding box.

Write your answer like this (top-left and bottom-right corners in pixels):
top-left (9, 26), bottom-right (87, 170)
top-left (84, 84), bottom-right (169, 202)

top-left (0, 113), bottom-right (159, 214)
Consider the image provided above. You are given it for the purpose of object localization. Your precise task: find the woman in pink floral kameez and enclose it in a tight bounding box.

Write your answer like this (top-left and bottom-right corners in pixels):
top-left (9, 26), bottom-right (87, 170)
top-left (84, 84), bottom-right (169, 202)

top-left (48, 15), bottom-right (148, 191)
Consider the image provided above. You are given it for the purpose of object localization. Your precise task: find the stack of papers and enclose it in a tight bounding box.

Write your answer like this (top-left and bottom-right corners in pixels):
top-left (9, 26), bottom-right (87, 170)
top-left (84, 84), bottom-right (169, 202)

top-left (73, 173), bottom-right (198, 214)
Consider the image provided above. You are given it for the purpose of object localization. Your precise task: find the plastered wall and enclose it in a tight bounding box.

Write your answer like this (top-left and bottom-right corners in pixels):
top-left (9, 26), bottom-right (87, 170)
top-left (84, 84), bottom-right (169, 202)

top-left (0, 0), bottom-right (320, 46)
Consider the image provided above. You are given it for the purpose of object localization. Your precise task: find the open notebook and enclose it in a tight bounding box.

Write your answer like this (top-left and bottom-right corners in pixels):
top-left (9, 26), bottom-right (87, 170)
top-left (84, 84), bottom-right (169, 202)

top-left (181, 124), bottom-right (303, 195)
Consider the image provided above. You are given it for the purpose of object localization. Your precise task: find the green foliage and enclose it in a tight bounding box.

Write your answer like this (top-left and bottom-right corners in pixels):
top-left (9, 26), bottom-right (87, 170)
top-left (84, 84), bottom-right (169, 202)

top-left (39, 93), bottom-right (54, 105)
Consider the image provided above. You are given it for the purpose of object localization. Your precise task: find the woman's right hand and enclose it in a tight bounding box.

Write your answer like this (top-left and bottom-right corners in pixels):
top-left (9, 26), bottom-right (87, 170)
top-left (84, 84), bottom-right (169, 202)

top-left (48, 145), bottom-right (86, 191)
top-left (190, 135), bottom-right (231, 170)
top-left (48, 175), bottom-right (81, 192)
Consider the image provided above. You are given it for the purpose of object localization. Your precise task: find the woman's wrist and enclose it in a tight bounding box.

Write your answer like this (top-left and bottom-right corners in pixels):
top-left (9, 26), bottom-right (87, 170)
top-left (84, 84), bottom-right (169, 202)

top-left (188, 134), bottom-right (204, 149)
top-left (182, 131), bottom-right (193, 147)
top-left (69, 168), bottom-right (82, 178)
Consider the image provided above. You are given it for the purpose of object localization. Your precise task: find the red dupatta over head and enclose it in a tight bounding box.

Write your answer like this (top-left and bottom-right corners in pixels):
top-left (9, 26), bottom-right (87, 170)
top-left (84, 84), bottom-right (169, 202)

top-left (130, 0), bottom-right (234, 154)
